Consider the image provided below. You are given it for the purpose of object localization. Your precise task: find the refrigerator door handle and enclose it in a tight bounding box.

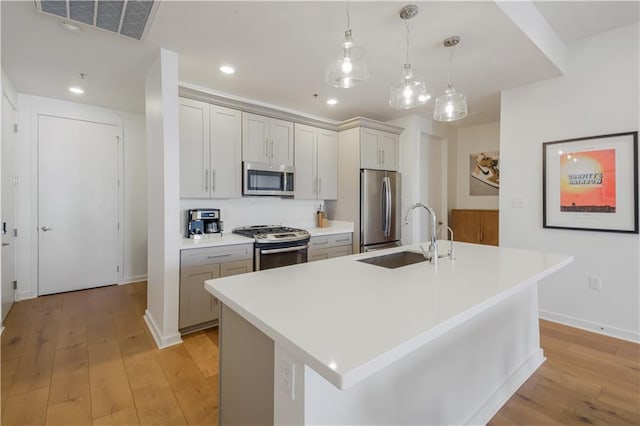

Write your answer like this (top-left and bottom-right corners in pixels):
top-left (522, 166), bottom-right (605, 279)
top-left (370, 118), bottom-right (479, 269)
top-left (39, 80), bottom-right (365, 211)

top-left (382, 176), bottom-right (391, 237)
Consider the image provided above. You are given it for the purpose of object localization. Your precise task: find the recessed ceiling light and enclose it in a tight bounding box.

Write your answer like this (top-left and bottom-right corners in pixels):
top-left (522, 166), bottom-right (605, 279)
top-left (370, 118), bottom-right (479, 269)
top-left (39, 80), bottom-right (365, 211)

top-left (69, 86), bottom-right (84, 95)
top-left (61, 21), bottom-right (82, 33)
top-left (220, 65), bottom-right (235, 75)
top-left (327, 98), bottom-right (338, 105)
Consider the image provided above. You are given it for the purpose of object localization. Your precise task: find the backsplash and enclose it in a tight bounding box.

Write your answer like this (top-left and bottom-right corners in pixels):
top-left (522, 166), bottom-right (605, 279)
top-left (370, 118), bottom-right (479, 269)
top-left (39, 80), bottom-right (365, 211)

top-left (180, 198), bottom-right (324, 236)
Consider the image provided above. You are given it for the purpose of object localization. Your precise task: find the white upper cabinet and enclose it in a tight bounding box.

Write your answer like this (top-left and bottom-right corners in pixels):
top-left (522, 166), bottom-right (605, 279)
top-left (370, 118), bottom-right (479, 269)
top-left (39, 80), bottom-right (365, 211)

top-left (294, 124), bottom-right (337, 200)
top-left (242, 112), bottom-right (294, 166)
top-left (210, 105), bottom-right (242, 198)
top-left (179, 98), bottom-right (242, 199)
top-left (316, 128), bottom-right (338, 200)
top-left (180, 98), bottom-right (210, 198)
top-left (294, 124), bottom-right (317, 200)
top-left (360, 128), bottom-right (399, 171)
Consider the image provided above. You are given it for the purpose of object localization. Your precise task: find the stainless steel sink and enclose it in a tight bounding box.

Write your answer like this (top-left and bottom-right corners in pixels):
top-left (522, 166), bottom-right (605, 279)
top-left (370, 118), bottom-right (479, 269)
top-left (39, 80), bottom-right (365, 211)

top-left (357, 251), bottom-right (427, 269)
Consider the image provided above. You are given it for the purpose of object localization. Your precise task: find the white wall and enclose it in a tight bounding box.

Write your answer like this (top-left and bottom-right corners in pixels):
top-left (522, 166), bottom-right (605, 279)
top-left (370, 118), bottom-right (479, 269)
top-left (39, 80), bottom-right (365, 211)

top-left (15, 94), bottom-right (147, 299)
top-left (455, 122), bottom-right (500, 210)
top-left (389, 115), bottom-right (456, 244)
top-left (143, 49), bottom-right (182, 348)
top-left (500, 23), bottom-right (640, 342)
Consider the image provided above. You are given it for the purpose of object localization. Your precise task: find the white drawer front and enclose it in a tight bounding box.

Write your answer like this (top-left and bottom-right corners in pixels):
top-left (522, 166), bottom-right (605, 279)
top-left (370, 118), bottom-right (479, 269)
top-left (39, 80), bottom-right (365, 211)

top-left (310, 233), bottom-right (352, 249)
top-left (181, 243), bottom-right (253, 268)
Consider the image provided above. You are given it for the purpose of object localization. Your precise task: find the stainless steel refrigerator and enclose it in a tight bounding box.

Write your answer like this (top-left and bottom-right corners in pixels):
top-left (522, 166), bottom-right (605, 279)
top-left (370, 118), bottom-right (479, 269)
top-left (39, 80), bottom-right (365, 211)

top-left (360, 169), bottom-right (401, 252)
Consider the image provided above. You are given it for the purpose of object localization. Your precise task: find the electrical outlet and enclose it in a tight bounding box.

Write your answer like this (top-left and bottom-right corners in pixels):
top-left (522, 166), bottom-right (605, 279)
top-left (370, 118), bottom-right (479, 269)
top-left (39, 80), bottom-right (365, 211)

top-left (279, 357), bottom-right (295, 400)
top-left (589, 276), bottom-right (602, 290)
top-left (511, 197), bottom-right (525, 208)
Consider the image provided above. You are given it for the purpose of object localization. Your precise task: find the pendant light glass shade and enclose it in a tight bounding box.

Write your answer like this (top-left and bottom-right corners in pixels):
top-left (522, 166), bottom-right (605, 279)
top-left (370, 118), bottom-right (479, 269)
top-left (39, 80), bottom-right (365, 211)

top-left (326, 30), bottom-right (369, 88)
top-left (389, 5), bottom-right (429, 110)
top-left (433, 36), bottom-right (468, 122)
top-left (389, 64), bottom-right (430, 109)
top-left (433, 83), bottom-right (468, 121)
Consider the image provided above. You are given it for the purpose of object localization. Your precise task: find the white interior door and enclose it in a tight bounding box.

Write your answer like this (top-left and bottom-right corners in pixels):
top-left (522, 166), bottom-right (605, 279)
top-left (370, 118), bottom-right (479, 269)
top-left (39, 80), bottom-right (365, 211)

top-left (418, 133), bottom-right (447, 241)
top-left (38, 115), bottom-right (119, 295)
top-left (2, 94), bottom-right (17, 320)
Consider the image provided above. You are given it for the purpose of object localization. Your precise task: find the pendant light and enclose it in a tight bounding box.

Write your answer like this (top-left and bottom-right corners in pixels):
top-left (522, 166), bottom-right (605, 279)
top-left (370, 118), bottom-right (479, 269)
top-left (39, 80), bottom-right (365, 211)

top-left (433, 36), bottom-right (468, 122)
top-left (389, 5), bottom-right (430, 109)
top-left (326, 2), bottom-right (369, 88)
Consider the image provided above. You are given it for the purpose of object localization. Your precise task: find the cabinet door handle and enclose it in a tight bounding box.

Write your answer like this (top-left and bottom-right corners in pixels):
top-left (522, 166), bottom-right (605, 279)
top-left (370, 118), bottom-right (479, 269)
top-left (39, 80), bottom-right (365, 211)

top-left (318, 178), bottom-right (322, 195)
top-left (204, 169), bottom-right (209, 192)
top-left (378, 149), bottom-right (382, 165)
top-left (477, 231), bottom-right (481, 241)
top-left (382, 150), bottom-right (385, 165)
top-left (335, 238), bottom-right (350, 243)
top-left (265, 139), bottom-right (269, 158)
top-left (212, 170), bottom-right (216, 192)
top-left (270, 140), bottom-right (274, 159)
top-left (207, 253), bottom-right (232, 259)
top-left (480, 231), bottom-right (484, 241)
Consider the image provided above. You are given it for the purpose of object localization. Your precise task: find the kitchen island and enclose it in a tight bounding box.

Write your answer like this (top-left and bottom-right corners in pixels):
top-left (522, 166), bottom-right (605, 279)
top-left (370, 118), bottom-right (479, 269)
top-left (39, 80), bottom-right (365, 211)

top-left (205, 242), bottom-right (572, 425)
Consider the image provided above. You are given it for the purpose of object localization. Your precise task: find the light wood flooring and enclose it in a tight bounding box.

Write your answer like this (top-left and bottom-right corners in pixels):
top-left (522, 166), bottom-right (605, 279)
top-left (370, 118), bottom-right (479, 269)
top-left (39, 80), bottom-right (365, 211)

top-left (1, 282), bottom-right (218, 426)
top-left (491, 319), bottom-right (639, 425)
top-left (1, 282), bottom-right (639, 425)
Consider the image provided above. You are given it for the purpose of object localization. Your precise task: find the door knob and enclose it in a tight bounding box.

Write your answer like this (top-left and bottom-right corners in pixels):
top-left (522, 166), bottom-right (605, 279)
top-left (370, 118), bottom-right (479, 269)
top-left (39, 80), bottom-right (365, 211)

top-left (2, 243), bottom-right (8, 247)
top-left (41, 226), bottom-right (53, 232)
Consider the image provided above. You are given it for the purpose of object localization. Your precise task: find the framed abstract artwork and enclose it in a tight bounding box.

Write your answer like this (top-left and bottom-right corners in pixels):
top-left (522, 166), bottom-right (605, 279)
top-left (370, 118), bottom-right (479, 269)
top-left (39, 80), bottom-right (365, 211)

top-left (542, 131), bottom-right (638, 233)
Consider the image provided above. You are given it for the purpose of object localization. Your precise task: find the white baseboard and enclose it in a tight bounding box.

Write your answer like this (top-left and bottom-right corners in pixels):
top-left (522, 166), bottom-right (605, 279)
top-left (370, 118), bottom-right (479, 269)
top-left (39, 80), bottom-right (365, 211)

top-left (119, 275), bottom-right (148, 285)
top-left (539, 309), bottom-right (639, 344)
top-left (15, 291), bottom-right (37, 301)
top-left (143, 309), bottom-right (182, 349)
top-left (467, 349), bottom-right (545, 425)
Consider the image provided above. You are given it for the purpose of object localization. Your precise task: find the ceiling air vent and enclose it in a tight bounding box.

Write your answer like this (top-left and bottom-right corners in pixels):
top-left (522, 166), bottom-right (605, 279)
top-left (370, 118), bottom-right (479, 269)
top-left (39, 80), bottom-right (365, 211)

top-left (36, 0), bottom-right (158, 40)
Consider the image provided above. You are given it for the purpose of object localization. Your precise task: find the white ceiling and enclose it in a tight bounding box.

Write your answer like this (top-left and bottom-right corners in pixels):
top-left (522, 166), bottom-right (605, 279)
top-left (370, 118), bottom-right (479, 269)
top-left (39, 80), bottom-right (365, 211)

top-left (2, 1), bottom-right (638, 127)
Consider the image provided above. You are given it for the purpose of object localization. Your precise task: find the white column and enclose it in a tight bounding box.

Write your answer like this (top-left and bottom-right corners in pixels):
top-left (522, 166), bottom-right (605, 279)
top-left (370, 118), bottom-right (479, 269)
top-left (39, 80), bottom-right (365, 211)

top-left (143, 48), bottom-right (182, 348)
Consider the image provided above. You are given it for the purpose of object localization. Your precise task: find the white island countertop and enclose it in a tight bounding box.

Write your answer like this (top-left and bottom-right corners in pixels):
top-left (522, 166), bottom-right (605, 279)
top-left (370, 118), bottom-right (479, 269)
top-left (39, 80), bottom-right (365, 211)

top-left (206, 242), bottom-right (572, 390)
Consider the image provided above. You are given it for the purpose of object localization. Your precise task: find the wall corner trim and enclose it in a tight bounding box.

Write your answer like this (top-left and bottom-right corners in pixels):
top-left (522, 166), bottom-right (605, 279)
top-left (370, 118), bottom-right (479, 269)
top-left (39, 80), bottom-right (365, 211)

top-left (144, 309), bottom-right (182, 349)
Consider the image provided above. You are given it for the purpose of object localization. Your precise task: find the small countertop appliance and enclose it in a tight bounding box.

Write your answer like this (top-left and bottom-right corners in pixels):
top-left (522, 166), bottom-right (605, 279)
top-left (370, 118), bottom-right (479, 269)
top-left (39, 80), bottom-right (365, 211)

top-left (187, 209), bottom-right (223, 239)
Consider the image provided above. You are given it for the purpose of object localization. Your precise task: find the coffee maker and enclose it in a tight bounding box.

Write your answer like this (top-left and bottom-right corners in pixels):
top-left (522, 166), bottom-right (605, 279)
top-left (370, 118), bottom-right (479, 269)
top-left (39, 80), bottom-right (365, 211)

top-left (186, 209), bottom-right (223, 239)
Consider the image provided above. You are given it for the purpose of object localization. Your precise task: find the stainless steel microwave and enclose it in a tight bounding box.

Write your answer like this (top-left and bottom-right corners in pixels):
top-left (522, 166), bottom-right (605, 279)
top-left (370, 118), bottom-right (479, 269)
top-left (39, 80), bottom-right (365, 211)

top-left (243, 162), bottom-right (295, 196)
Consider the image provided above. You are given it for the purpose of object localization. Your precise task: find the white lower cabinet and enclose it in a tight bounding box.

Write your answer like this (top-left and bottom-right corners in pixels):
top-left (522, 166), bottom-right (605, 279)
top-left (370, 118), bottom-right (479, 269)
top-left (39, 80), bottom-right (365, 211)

top-left (308, 233), bottom-right (353, 262)
top-left (179, 244), bottom-right (253, 332)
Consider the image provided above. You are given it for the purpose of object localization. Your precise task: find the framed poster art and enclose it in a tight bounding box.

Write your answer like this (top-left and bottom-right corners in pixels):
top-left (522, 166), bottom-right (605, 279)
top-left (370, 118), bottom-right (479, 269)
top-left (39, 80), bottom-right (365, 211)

top-left (543, 131), bottom-right (638, 233)
top-left (470, 151), bottom-right (499, 196)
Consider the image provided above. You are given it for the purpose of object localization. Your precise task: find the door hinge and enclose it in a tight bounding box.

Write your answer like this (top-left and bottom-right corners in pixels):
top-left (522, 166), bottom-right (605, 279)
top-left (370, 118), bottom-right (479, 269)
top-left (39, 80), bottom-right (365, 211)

top-left (13, 281), bottom-right (17, 290)
top-left (117, 223), bottom-right (120, 230)
top-left (13, 123), bottom-right (17, 133)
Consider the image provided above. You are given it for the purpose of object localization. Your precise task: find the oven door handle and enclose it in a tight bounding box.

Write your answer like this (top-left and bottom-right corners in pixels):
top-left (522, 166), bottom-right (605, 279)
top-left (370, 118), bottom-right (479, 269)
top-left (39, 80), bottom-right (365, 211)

top-left (260, 244), bottom-right (309, 255)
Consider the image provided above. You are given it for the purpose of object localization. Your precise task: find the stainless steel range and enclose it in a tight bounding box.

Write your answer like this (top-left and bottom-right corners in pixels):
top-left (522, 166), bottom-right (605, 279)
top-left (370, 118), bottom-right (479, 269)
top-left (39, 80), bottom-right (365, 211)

top-left (233, 225), bottom-right (310, 271)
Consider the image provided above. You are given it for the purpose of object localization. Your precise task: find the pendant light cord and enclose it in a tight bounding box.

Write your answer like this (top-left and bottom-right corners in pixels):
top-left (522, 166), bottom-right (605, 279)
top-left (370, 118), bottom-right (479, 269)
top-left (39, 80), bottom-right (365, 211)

top-left (447, 44), bottom-right (456, 86)
top-left (346, 1), bottom-right (351, 30)
top-left (404, 19), bottom-right (410, 65)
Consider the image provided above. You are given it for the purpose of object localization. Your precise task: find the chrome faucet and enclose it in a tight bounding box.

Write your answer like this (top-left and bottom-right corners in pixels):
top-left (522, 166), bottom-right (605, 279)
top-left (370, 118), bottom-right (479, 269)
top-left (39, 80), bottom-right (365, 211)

top-left (403, 203), bottom-right (439, 264)
top-left (438, 222), bottom-right (456, 260)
